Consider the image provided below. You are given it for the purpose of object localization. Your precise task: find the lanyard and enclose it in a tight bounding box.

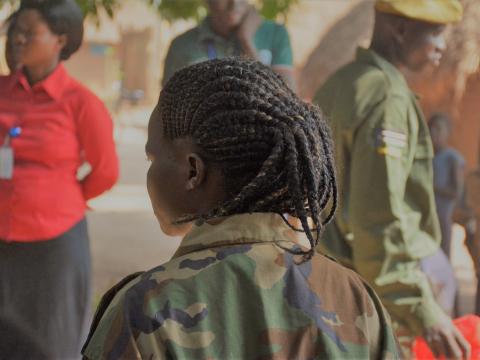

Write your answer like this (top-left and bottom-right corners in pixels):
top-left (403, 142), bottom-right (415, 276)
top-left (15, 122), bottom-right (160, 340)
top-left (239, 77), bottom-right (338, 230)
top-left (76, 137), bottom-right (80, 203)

top-left (3, 126), bottom-right (21, 147)
top-left (207, 41), bottom-right (217, 60)
top-left (0, 126), bottom-right (20, 179)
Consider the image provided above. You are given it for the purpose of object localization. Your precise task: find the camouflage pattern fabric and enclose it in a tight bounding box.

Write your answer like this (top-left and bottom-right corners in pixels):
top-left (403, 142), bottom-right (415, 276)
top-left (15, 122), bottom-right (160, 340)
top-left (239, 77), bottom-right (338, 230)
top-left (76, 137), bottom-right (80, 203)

top-left (82, 213), bottom-right (400, 359)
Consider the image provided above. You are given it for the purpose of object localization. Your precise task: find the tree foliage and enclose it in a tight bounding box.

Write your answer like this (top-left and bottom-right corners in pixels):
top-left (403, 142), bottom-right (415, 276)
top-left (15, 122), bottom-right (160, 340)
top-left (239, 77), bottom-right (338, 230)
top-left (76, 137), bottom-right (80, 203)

top-left (0, 0), bottom-right (118, 17)
top-left (0, 0), bottom-right (299, 20)
top-left (153, 0), bottom-right (299, 21)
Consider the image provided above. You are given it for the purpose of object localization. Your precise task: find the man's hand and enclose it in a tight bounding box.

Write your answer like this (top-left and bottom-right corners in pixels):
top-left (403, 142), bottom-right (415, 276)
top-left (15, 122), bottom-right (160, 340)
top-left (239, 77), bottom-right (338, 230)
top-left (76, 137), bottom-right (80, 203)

top-left (235, 5), bottom-right (296, 90)
top-left (236, 6), bottom-right (262, 45)
top-left (424, 318), bottom-right (471, 360)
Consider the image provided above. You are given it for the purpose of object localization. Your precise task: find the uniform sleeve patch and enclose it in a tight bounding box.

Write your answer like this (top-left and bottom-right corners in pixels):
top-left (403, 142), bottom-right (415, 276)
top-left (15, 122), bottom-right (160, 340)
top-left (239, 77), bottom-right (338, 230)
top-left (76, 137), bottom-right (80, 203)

top-left (375, 128), bottom-right (407, 158)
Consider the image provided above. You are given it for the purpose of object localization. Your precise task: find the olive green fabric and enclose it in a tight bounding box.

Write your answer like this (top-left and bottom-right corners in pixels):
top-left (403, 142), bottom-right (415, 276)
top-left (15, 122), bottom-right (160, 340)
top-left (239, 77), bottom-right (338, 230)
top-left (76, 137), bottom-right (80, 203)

top-left (162, 18), bottom-right (293, 86)
top-left (314, 48), bottom-right (444, 336)
top-left (82, 213), bottom-right (400, 359)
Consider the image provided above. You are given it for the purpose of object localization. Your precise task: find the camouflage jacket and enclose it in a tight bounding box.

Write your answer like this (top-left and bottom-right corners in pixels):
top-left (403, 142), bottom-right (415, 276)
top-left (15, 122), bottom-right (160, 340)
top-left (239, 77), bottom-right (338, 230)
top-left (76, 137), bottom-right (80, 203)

top-left (82, 213), bottom-right (400, 359)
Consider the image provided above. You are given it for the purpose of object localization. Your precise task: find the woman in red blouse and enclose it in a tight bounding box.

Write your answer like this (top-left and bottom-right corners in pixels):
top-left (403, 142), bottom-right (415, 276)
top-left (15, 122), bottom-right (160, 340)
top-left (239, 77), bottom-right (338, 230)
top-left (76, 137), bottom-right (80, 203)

top-left (0, 0), bottom-right (118, 357)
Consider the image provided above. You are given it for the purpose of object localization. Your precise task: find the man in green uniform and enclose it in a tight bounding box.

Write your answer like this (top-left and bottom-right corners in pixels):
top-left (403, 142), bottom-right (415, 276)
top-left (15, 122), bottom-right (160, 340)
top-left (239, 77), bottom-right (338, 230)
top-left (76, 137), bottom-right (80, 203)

top-left (314, 1), bottom-right (470, 358)
top-left (162, 0), bottom-right (294, 88)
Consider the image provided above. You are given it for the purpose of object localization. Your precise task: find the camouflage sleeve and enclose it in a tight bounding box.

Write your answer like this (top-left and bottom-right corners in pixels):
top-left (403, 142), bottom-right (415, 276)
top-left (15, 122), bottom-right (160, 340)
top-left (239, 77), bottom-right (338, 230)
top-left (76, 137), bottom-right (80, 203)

top-left (82, 274), bottom-right (168, 360)
top-left (348, 95), bottom-right (446, 336)
top-left (363, 281), bottom-right (402, 359)
top-left (82, 272), bottom-right (144, 356)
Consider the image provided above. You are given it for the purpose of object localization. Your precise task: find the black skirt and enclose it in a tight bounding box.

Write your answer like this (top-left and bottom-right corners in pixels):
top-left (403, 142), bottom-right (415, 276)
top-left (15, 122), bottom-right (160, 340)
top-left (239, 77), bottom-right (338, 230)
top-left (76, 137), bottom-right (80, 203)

top-left (0, 218), bottom-right (91, 359)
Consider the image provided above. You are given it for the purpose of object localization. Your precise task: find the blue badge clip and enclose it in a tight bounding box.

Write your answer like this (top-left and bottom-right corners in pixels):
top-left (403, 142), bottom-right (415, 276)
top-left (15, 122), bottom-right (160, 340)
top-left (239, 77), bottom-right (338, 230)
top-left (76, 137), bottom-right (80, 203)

top-left (9, 127), bottom-right (22, 138)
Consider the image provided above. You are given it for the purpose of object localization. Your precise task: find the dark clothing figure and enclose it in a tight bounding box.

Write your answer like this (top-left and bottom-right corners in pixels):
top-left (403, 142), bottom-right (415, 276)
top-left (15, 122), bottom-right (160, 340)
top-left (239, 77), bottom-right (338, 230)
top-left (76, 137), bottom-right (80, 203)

top-left (433, 148), bottom-right (465, 256)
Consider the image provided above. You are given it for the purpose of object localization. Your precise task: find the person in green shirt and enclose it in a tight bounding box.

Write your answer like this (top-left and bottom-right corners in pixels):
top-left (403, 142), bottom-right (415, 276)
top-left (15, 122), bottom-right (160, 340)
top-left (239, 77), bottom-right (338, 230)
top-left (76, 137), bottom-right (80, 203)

top-left (314, 1), bottom-right (470, 358)
top-left (162, 0), bottom-right (294, 89)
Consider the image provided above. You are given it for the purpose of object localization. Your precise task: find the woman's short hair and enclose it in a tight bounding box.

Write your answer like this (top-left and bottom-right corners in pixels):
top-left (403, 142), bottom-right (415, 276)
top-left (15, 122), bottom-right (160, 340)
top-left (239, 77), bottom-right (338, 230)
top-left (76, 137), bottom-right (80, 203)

top-left (18, 0), bottom-right (84, 60)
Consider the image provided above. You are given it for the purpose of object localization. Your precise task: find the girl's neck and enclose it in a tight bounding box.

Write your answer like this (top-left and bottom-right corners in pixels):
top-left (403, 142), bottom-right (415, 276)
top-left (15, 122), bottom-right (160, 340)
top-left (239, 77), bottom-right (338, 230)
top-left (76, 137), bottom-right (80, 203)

top-left (24, 60), bottom-right (59, 85)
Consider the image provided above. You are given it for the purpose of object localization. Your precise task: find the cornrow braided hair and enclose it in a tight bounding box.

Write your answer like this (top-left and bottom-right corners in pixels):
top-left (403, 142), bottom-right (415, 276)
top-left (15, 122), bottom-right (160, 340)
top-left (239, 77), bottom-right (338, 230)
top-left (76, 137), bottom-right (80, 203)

top-left (157, 58), bottom-right (337, 260)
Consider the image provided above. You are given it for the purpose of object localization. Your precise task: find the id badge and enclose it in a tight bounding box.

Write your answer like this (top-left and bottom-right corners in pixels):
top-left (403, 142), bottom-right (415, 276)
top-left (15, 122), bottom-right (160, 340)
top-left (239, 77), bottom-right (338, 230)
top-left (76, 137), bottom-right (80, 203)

top-left (0, 146), bottom-right (14, 179)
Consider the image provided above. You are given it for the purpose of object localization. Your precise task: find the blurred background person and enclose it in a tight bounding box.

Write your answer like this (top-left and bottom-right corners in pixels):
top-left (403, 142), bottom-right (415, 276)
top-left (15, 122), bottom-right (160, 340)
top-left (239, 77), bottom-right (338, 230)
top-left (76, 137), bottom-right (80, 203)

top-left (314, 0), bottom-right (469, 358)
top-left (425, 113), bottom-right (465, 317)
top-left (162, 0), bottom-right (295, 89)
top-left (0, 0), bottom-right (118, 358)
top-left (430, 113), bottom-right (465, 258)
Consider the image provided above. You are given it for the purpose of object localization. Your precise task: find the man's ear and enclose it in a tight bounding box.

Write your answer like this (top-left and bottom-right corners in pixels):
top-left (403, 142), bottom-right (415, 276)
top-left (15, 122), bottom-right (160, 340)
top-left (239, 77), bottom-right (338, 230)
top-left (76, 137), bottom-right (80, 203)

top-left (185, 153), bottom-right (207, 191)
top-left (392, 18), bottom-right (408, 45)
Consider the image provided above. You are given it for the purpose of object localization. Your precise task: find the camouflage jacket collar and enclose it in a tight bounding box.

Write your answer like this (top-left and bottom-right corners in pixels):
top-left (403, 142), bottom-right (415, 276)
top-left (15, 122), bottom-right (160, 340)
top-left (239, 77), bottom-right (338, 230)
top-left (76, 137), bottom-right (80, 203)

top-left (172, 213), bottom-right (307, 259)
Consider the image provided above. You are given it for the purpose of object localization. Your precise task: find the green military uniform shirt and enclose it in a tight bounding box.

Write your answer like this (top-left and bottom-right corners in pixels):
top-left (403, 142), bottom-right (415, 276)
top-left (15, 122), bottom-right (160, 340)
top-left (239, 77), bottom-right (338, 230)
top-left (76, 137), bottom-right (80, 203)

top-left (162, 18), bottom-right (293, 85)
top-left (314, 48), bottom-right (444, 336)
top-left (83, 213), bottom-right (399, 359)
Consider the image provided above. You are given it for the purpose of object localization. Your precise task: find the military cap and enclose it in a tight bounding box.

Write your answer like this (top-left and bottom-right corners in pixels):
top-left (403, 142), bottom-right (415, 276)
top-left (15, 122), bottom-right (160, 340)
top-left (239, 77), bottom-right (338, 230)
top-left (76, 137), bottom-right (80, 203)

top-left (375, 0), bottom-right (463, 24)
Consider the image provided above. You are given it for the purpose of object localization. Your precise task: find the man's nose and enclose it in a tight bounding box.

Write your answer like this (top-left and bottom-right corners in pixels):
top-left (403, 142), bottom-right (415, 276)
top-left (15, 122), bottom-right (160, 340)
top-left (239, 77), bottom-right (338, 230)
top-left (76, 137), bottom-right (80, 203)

top-left (436, 36), bottom-right (447, 52)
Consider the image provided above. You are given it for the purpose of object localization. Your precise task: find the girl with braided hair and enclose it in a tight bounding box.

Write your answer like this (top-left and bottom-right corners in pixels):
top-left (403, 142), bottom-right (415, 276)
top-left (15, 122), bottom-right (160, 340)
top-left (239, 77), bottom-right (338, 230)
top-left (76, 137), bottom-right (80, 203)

top-left (83, 58), bottom-right (399, 359)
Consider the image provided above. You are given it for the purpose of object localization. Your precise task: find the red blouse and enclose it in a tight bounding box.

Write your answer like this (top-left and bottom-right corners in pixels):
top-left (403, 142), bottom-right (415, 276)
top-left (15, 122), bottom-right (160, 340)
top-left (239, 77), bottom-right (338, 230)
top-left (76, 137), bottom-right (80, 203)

top-left (0, 65), bottom-right (119, 242)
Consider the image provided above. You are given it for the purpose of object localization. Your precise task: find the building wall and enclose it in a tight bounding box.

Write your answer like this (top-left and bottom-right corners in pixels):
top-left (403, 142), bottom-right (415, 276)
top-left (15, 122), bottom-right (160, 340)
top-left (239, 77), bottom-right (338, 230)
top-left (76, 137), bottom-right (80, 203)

top-left (454, 73), bottom-right (480, 169)
top-left (286, 0), bottom-right (361, 69)
top-left (64, 42), bottom-right (120, 104)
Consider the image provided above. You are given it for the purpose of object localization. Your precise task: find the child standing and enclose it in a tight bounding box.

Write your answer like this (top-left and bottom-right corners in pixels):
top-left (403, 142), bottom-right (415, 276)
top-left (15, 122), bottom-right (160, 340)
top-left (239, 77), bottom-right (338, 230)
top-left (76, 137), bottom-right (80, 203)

top-left (429, 113), bottom-right (465, 257)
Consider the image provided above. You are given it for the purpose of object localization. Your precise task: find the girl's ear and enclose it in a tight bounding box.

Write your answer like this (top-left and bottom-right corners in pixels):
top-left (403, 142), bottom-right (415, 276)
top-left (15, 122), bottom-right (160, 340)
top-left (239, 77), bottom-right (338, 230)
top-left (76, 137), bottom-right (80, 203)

top-left (185, 153), bottom-right (207, 191)
top-left (57, 34), bottom-right (67, 54)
